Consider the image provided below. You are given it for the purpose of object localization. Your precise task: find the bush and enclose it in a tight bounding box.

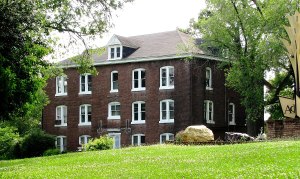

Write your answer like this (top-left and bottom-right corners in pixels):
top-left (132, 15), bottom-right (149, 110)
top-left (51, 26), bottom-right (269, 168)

top-left (0, 127), bottom-right (20, 160)
top-left (20, 129), bottom-right (56, 158)
top-left (43, 148), bottom-right (61, 156)
top-left (85, 135), bottom-right (113, 151)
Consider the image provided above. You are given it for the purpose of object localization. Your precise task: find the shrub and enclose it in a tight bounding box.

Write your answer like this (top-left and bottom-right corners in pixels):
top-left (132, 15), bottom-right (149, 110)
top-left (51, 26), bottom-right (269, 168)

top-left (20, 129), bottom-right (56, 158)
top-left (0, 127), bottom-right (20, 160)
top-left (85, 135), bottom-right (113, 151)
top-left (175, 130), bottom-right (184, 143)
top-left (43, 148), bottom-right (61, 156)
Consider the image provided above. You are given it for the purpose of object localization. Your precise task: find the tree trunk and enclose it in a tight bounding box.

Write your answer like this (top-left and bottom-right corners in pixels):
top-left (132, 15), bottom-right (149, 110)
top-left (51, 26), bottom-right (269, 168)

top-left (246, 117), bottom-right (264, 137)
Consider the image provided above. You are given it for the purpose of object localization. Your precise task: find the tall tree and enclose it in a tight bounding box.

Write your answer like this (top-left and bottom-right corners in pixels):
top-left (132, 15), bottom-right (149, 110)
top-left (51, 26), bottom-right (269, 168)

top-left (189, 0), bottom-right (298, 136)
top-left (0, 0), bottom-right (130, 124)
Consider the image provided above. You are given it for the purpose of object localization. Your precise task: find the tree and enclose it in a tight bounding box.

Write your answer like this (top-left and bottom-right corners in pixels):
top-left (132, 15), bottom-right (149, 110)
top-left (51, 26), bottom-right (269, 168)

top-left (189, 0), bottom-right (299, 136)
top-left (0, 0), bottom-right (130, 127)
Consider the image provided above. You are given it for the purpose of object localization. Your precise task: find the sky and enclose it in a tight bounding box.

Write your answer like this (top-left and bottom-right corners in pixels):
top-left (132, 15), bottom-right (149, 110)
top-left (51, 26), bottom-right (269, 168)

top-left (49, 0), bottom-right (206, 61)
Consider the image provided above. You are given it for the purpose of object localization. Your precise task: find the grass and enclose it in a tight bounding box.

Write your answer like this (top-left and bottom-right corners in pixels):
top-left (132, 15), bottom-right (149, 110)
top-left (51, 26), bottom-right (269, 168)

top-left (0, 140), bottom-right (300, 178)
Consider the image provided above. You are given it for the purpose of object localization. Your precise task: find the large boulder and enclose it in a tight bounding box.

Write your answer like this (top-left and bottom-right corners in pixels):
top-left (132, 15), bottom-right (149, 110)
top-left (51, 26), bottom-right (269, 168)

top-left (176, 125), bottom-right (214, 143)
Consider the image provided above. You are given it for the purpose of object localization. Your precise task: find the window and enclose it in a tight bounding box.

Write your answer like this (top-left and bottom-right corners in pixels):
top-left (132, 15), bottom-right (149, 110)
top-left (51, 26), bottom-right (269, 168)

top-left (132, 69), bottom-right (146, 91)
top-left (206, 67), bottom-right (212, 90)
top-left (131, 101), bottom-right (146, 124)
top-left (79, 104), bottom-right (92, 125)
top-left (56, 136), bottom-right (67, 152)
top-left (132, 134), bottom-right (145, 146)
top-left (108, 133), bottom-right (121, 149)
top-left (160, 99), bottom-right (174, 123)
top-left (79, 74), bottom-right (92, 94)
top-left (55, 105), bottom-right (67, 126)
top-left (160, 133), bottom-right (174, 144)
top-left (204, 100), bottom-right (214, 124)
top-left (79, 135), bottom-right (91, 146)
top-left (55, 76), bottom-right (67, 96)
top-left (228, 103), bottom-right (236, 125)
top-left (108, 46), bottom-right (122, 60)
top-left (111, 71), bottom-right (119, 92)
top-left (160, 66), bottom-right (174, 89)
top-left (108, 102), bottom-right (121, 120)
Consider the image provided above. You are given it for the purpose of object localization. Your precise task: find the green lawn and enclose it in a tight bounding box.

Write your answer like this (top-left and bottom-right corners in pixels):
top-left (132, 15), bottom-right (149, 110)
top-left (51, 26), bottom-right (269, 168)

top-left (0, 140), bottom-right (300, 178)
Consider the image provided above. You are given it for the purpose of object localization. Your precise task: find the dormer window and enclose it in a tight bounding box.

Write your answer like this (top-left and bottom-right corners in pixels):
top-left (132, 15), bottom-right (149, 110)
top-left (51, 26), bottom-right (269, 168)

top-left (108, 46), bottom-right (122, 60)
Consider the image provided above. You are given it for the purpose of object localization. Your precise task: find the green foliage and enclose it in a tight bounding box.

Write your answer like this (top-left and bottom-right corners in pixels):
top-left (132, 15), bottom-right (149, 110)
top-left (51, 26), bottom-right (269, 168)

top-left (43, 148), bottom-right (61, 156)
top-left (84, 135), bottom-right (113, 151)
top-left (20, 129), bottom-right (55, 158)
top-left (0, 127), bottom-right (20, 160)
top-left (189, 0), bottom-right (300, 134)
top-left (1, 141), bottom-right (300, 178)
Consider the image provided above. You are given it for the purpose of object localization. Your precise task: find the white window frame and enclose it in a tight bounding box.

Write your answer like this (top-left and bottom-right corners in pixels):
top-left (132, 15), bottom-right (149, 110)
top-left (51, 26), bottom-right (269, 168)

top-left (204, 100), bottom-right (214, 124)
top-left (159, 99), bottom-right (174, 123)
top-left (132, 68), bottom-right (146, 91)
top-left (79, 104), bottom-right (92, 126)
top-left (56, 136), bottom-right (67, 152)
top-left (159, 66), bottom-right (174, 90)
top-left (55, 105), bottom-right (67, 127)
top-left (131, 101), bottom-right (146, 124)
top-left (55, 76), bottom-right (67, 96)
top-left (160, 133), bottom-right (174, 144)
top-left (108, 133), bottom-right (121, 149)
top-left (132, 134), bottom-right (145, 146)
top-left (79, 73), bottom-right (92, 94)
top-left (79, 135), bottom-right (91, 146)
top-left (206, 67), bottom-right (213, 90)
top-left (110, 71), bottom-right (119, 93)
top-left (108, 45), bottom-right (122, 60)
top-left (108, 102), bottom-right (121, 120)
top-left (228, 103), bottom-right (236, 125)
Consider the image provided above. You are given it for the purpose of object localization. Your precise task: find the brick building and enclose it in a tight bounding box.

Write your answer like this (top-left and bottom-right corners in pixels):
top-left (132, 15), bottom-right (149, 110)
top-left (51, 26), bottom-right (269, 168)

top-left (43, 30), bottom-right (246, 151)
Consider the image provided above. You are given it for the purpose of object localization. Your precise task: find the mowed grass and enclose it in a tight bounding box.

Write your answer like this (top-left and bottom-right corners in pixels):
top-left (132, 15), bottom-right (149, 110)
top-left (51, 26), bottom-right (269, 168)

top-left (0, 140), bottom-right (300, 178)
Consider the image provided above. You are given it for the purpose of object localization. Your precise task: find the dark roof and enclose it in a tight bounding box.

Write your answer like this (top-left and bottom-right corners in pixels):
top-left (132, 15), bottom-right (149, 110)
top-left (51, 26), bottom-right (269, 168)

top-left (59, 30), bottom-right (205, 66)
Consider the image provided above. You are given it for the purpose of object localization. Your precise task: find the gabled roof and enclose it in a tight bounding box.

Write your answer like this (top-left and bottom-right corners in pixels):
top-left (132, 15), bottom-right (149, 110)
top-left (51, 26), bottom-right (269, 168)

top-left (59, 30), bottom-right (215, 67)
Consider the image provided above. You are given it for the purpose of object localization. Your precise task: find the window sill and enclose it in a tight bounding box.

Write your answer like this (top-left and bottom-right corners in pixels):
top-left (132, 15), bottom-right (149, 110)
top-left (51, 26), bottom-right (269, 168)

top-left (108, 57), bottom-right (122, 61)
top-left (229, 122), bottom-right (236, 125)
top-left (54, 124), bottom-right (67, 127)
top-left (159, 86), bottom-right (174, 90)
top-left (110, 89), bottom-right (119, 93)
top-left (107, 116), bottom-right (121, 120)
top-left (206, 87), bottom-right (213, 90)
top-left (206, 121), bottom-right (215, 124)
top-left (78, 123), bottom-right (91, 126)
top-left (79, 92), bottom-right (92, 95)
top-left (131, 88), bottom-right (146, 92)
top-left (159, 120), bottom-right (174, 124)
top-left (131, 121), bottom-right (145, 124)
top-left (55, 93), bottom-right (67, 97)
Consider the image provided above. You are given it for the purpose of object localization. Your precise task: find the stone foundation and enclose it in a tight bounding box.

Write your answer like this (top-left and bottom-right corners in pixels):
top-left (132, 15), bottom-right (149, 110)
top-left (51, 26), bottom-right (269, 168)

top-left (267, 118), bottom-right (300, 138)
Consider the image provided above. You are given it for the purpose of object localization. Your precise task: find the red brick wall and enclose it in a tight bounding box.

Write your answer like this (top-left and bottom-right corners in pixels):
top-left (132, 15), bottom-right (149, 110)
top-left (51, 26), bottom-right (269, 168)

top-left (43, 58), bottom-right (246, 150)
top-left (267, 118), bottom-right (300, 138)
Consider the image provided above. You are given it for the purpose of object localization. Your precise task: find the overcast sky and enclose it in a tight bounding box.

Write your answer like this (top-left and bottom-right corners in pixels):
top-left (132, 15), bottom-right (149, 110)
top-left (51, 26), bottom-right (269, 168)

top-left (49, 0), bottom-right (206, 61)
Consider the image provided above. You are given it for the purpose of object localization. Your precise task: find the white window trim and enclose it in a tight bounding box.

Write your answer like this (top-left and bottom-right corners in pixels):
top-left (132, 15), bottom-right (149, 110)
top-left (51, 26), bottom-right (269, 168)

top-left (228, 103), bottom-right (236, 125)
top-left (79, 135), bottom-right (91, 146)
top-left (160, 133), bottom-right (174, 144)
top-left (55, 76), bottom-right (67, 96)
top-left (79, 104), bottom-right (92, 126)
top-left (206, 67), bottom-right (213, 90)
top-left (110, 71), bottom-right (119, 93)
top-left (159, 66), bottom-right (174, 90)
top-left (204, 100), bottom-right (214, 124)
top-left (159, 99), bottom-right (174, 123)
top-left (108, 133), bottom-right (121, 149)
top-left (55, 105), bottom-right (67, 127)
top-left (131, 68), bottom-right (146, 91)
top-left (132, 134), bottom-right (145, 146)
top-left (131, 101), bottom-right (146, 124)
top-left (108, 102), bottom-right (121, 120)
top-left (108, 45), bottom-right (123, 60)
top-left (79, 73), bottom-right (92, 95)
top-left (56, 136), bottom-right (67, 152)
